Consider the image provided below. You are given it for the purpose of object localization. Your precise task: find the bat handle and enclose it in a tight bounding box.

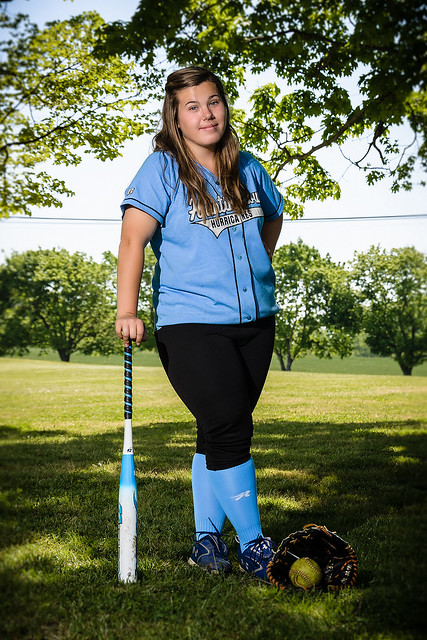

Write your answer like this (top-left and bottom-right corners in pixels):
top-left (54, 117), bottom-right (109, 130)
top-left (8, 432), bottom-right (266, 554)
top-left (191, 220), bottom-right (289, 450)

top-left (124, 344), bottom-right (132, 420)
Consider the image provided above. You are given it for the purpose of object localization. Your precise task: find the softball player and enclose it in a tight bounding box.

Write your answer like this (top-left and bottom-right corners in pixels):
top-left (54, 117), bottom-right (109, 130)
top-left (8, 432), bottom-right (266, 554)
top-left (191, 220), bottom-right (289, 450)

top-left (116, 66), bottom-right (284, 580)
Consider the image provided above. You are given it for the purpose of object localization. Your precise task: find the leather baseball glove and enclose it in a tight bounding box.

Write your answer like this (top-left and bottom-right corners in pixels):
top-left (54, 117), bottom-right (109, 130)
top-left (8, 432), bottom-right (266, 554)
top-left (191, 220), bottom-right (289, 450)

top-left (266, 523), bottom-right (358, 591)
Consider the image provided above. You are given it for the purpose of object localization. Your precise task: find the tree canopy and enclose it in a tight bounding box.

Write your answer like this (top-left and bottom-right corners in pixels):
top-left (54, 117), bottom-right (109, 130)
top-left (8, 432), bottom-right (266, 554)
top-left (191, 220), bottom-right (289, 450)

top-left (352, 245), bottom-right (427, 375)
top-left (0, 10), bottom-right (149, 217)
top-left (0, 247), bottom-right (157, 362)
top-left (102, 0), bottom-right (426, 217)
top-left (2, 2), bottom-right (424, 218)
top-left (272, 239), bottom-right (361, 370)
top-left (0, 248), bottom-right (118, 361)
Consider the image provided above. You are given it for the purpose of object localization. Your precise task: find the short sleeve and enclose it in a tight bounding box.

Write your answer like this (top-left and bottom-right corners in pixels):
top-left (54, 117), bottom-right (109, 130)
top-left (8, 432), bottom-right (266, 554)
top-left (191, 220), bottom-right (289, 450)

top-left (120, 151), bottom-right (176, 225)
top-left (241, 153), bottom-right (285, 220)
top-left (256, 163), bottom-right (284, 220)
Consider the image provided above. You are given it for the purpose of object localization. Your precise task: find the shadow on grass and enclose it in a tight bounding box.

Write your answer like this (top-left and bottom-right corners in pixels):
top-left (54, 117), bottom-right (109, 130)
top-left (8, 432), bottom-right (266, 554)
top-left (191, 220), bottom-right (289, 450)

top-left (0, 418), bottom-right (426, 639)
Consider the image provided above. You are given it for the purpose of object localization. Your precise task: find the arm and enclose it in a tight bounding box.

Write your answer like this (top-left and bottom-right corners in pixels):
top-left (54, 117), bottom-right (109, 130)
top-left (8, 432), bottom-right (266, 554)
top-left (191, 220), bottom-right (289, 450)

top-left (261, 214), bottom-right (283, 261)
top-left (115, 206), bottom-right (159, 347)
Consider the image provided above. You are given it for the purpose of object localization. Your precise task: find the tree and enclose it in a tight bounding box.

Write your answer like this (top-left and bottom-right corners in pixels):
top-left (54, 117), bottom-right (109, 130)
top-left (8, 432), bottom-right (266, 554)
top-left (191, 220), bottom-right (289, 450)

top-left (0, 248), bottom-right (118, 361)
top-left (102, 0), bottom-right (426, 217)
top-left (273, 240), bottom-right (361, 370)
top-left (0, 10), bottom-right (150, 217)
top-left (351, 245), bottom-right (427, 375)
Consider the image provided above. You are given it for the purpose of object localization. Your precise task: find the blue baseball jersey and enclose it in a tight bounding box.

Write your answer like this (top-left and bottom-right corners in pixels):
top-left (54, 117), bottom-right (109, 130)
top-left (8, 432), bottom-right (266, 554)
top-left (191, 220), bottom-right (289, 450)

top-left (121, 150), bottom-right (284, 329)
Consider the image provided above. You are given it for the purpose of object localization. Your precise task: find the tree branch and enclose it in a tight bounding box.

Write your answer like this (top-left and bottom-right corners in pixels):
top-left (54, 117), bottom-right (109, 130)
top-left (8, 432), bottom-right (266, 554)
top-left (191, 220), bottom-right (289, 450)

top-left (0, 94), bottom-right (141, 154)
top-left (244, 27), bottom-right (343, 46)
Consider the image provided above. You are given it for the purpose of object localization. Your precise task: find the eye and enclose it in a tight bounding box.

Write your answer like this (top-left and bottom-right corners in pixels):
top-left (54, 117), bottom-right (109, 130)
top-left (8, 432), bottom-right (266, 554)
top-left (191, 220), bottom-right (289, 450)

top-left (189, 105), bottom-right (198, 111)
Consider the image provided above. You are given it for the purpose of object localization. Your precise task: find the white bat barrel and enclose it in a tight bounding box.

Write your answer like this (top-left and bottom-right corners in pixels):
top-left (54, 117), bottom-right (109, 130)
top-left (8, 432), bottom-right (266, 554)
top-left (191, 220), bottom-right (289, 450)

top-left (118, 419), bottom-right (137, 583)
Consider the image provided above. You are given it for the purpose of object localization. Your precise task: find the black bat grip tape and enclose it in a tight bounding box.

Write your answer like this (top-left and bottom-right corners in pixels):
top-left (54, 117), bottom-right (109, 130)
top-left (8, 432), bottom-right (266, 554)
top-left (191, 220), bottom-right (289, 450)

top-left (124, 344), bottom-right (132, 419)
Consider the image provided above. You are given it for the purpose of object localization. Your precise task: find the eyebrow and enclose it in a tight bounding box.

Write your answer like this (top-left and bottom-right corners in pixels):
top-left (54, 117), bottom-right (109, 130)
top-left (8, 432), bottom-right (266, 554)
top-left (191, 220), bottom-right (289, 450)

top-left (184, 94), bottom-right (221, 106)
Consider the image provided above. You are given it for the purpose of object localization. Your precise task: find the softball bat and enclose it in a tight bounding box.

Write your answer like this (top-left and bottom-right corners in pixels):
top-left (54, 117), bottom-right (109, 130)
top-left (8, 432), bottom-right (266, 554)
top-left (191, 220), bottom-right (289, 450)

top-left (118, 344), bottom-right (137, 583)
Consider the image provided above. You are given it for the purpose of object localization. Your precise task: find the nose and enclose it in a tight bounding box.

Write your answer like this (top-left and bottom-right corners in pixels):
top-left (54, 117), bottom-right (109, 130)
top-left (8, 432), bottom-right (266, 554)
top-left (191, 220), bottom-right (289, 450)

top-left (202, 105), bottom-right (214, 120)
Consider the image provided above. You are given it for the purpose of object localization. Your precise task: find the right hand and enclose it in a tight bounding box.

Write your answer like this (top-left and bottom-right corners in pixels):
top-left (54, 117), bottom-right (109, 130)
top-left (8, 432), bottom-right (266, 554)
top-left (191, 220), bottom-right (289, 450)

top-left (115, 314), bottom-right (147, 347)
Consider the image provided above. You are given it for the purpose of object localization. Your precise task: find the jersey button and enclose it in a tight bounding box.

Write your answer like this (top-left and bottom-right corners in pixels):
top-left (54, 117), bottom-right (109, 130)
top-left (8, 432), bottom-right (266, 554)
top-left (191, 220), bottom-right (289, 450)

top-left (238, 255), bottom-right (243, 260)
top-left (243, 287), bottom-right (247, 292)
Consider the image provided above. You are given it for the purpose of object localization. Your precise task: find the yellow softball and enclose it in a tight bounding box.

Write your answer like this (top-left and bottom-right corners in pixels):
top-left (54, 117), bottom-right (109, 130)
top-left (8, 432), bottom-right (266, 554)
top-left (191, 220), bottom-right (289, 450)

top-left (288, 557), bottom-right (323, 590)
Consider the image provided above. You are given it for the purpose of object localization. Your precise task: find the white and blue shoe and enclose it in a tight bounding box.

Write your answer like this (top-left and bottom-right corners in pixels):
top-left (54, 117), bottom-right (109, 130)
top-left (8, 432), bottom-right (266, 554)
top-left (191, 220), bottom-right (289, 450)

top-left (188, 532), bottom-right (232, 575)
top-left (237, 536), bottom-right (275, 582)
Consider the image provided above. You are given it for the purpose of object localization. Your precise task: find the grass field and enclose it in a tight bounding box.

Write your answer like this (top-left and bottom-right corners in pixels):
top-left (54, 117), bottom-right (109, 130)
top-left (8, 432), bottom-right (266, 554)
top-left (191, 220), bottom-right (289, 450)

top-left (14, 347), bottom-right (427, 376)
top-left (0, 358), bottom-right (426, 639)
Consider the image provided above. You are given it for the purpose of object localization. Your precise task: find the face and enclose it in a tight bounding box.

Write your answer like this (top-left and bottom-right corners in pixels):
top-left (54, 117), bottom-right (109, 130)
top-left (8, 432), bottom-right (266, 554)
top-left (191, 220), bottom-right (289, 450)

top-left (176, 81), bottom-right (227, 158)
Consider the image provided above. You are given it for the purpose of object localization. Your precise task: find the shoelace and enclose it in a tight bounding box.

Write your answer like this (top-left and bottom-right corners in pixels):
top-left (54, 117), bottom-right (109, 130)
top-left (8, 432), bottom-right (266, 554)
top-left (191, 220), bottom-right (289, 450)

top-left (192, 520), bottom-right (227, 554)
top-left (244, 536), bottom-right (273, 561)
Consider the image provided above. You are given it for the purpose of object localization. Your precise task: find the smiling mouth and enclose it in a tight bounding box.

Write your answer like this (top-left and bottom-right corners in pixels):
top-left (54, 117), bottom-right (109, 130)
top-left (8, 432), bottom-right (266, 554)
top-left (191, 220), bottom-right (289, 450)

top-left (200, 124), bottom-right (218, 130)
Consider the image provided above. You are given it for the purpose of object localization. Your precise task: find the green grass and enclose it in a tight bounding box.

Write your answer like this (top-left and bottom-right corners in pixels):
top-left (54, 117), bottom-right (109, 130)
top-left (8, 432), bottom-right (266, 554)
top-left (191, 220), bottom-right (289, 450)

top-left (13, 347), bottom-right (427, 376)
top-left (0, 358), bottom-right (426, 639)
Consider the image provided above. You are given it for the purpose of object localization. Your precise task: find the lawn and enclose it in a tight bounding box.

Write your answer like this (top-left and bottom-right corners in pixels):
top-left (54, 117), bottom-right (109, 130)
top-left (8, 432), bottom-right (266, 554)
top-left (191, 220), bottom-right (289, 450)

top-left (14, 347), bottom-right (427, 376)
top-left (0, 358), bottom-right (426, 639)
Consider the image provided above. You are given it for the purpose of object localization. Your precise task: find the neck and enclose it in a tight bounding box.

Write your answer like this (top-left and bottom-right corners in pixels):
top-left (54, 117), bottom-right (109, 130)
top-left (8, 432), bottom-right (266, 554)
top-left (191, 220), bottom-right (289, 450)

top-left (187, 144), bottom-right (218, 176)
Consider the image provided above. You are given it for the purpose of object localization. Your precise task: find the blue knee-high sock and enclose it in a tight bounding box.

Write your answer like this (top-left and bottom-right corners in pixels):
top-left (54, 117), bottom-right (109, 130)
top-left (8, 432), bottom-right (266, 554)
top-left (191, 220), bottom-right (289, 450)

top-left (207, 458), bottom-right (263, 550)
top-left (192, 453), bottom-right (226, 539)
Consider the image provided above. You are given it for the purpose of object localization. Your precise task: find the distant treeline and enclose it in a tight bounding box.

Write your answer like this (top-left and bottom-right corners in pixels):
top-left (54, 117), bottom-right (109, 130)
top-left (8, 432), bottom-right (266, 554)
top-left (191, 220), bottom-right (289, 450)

top-left (0, 242), bottom-right (426, 375)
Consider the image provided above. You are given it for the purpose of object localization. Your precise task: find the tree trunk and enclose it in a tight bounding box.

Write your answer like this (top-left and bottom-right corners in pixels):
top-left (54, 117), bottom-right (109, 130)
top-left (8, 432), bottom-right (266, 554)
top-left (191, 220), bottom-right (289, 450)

top-left (276, 352), bottom-right (286, 371)
top-left (286, 351), bottom-right (293, 371)
top-left (400, 364), bottom-right (412, 376)
top-left (58, 349), bottom-right (70, 362)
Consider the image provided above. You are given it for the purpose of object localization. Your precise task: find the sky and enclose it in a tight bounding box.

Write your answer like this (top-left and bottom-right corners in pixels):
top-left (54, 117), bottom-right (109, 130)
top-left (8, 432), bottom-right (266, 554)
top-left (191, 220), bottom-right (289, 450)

top-left (1, 0), bottom-right (426, 265)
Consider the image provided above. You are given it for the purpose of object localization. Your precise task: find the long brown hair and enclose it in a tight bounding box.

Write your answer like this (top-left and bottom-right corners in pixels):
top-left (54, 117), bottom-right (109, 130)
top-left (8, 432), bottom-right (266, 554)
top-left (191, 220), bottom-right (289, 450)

top-left (153, 66), bottom-right (250, 219)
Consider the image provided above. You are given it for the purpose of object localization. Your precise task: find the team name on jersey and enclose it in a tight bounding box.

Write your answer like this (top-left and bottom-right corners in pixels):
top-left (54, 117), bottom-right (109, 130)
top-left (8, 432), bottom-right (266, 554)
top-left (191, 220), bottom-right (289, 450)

top-left (188, 191), bottom-right (264, 238)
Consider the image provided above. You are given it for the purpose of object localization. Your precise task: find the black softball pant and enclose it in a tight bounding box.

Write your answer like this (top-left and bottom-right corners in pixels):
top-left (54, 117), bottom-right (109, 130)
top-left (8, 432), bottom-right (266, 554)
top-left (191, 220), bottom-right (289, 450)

top-left (155, 316), bottom-right (275, 471)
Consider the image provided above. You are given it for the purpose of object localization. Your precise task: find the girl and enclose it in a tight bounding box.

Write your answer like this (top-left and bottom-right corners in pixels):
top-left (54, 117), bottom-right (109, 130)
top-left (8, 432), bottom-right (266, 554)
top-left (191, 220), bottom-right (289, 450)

top-left (116, 66), bottom-right (283, 581)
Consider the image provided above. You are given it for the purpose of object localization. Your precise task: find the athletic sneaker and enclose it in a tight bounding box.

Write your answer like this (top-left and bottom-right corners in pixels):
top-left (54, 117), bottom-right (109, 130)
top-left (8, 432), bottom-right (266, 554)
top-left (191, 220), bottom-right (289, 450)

top-left (188, 532), bottom-right (232, 575)
top-left (237, 536), bottom-right (275, 582)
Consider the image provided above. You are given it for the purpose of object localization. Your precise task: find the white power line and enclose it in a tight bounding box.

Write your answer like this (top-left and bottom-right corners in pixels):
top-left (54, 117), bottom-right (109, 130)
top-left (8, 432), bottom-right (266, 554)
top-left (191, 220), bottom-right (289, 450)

top-left (1, 213), bottom-right (427, 224)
